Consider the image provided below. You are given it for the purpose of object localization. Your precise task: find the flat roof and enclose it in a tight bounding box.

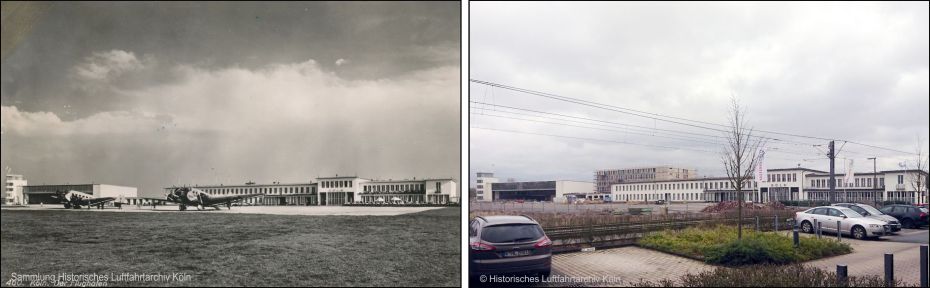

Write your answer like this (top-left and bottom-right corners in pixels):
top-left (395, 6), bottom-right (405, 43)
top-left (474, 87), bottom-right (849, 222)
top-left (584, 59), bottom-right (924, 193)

top-left (316, 176), bottom-right (367, 180)
top-left (168, 182), bottom-right (316, 189)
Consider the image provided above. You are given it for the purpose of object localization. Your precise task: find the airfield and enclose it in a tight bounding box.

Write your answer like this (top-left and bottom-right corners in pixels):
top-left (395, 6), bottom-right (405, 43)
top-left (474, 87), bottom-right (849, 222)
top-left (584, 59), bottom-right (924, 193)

top-left (0, 205), bottom-right (461, 287)
top-left (5, 204), bottom-right (446, 216)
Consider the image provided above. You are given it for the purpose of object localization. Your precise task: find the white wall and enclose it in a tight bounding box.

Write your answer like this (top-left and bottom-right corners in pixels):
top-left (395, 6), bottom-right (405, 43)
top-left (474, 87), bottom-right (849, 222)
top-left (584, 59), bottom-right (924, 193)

top-left (555, 181), bottom-right (594, 199)
top-left (96, 184), bottom-right (138, 200)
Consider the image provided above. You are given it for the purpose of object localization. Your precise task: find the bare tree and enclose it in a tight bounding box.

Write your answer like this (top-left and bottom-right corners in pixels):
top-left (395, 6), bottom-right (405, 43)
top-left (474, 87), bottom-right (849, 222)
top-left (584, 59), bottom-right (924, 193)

top-left (908, 136), bottom-right (928, 204)
top-left (721, 99), bottom-right (765, 240)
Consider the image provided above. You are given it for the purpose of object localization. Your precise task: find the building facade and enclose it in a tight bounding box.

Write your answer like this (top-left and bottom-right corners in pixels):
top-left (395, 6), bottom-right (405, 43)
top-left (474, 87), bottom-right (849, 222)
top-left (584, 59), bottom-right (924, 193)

top-left (169, 176), bottom-right (458, 206)
top-left (22, 184), bottom-right (138, 205)
top-left (594, 166), bottom-right (696, 194)
top-left (489, 180), bottom-right (593, 202)
top-left (609, 167), bottom-right (928, 204)
top-left (4, 174), bottom-right (27, 205)
top-left (475, 172), bottom-right (498, 202)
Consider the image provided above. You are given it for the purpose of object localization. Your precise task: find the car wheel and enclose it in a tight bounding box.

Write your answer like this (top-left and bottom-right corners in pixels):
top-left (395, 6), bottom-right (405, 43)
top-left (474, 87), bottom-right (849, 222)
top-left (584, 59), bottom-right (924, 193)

top-left (852, 226), bottom-right (867, 240)
top-left (801, 221), bottom-right (813, 234)
top-left (902, 219), bottom-right (913, 229)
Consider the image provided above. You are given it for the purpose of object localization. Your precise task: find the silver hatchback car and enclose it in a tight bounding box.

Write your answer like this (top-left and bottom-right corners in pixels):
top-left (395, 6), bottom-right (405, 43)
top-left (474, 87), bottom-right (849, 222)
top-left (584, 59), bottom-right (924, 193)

top-left (795, 206), bottom-right (891, 240)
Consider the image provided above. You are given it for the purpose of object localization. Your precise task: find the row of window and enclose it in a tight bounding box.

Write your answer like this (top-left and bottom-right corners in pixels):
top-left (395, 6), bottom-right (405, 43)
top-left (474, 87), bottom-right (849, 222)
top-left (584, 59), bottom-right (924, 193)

top-left (768, 173), bottom-right (796, 183)
top-left (363, 183), bottom-right (424, 193)
top-left (810, 178), bottom-right (885, 188)
top-left (618, 193), bottom-right (706, 201)
top-left (614, 180), bottom-right (755, 192)
top-left (321, 180), bottom-right (353, 189)
top-left (195, 186), bottom-right (315, 195)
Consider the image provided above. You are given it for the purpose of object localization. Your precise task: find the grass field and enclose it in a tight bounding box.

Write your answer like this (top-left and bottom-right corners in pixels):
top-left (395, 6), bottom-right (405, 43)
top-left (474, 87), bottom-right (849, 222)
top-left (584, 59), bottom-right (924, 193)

top-left (0, 208), bottom-right (460, 286)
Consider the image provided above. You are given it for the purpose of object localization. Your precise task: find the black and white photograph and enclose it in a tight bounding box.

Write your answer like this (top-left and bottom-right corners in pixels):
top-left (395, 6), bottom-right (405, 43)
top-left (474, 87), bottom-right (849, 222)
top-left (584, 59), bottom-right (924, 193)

top-left (1, 1), bottom-right (461, 287)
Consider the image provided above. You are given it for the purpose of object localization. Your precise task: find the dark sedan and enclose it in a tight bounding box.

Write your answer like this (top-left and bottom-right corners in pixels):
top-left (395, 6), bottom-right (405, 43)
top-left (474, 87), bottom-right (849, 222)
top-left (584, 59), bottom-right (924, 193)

top-left (879, 204), bottom-right (929, 229)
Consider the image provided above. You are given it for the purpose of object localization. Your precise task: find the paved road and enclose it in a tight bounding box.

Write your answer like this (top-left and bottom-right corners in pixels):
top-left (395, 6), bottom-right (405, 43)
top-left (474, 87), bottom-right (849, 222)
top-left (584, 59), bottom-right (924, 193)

top-left (545, 246), bottom-right (713, 286)
top-left (805, 229), bottom-right (928, 285)
top-left (545, 228), bottom-right (928, 286)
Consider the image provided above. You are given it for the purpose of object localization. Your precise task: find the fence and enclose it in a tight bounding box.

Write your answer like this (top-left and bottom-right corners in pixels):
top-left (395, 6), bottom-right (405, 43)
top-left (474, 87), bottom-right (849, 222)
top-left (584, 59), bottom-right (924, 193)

top-left (471, 209), bottom-right (798, 251)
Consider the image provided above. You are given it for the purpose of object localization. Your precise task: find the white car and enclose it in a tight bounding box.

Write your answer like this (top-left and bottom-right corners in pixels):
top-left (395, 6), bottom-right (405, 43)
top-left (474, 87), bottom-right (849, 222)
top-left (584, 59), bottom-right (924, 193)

top-left (832, 203), bottom-right (901, 232)
top-left (795, 206), bottom-right (891, 240)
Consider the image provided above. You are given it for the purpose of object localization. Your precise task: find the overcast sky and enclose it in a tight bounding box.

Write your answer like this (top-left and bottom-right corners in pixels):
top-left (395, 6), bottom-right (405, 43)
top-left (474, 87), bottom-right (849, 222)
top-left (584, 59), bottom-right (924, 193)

top-left (470, 2), bottom-right (928, 186)
top-left (1, 2), bottom-right (460, 197)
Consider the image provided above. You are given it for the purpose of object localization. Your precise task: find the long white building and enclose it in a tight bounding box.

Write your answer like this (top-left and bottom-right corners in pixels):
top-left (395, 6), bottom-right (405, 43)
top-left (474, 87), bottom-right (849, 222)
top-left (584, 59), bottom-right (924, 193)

top-left (610, 168), bottom-right (928, 204)
top-left (169, 176), bottom-right (458, 206)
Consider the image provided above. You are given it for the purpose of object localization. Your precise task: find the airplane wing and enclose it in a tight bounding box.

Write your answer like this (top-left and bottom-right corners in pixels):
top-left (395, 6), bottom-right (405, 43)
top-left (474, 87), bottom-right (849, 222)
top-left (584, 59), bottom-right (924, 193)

top-left (85, 197), bottom-right (116, 206)
top-left (208, 193), bottom-right (264, 204)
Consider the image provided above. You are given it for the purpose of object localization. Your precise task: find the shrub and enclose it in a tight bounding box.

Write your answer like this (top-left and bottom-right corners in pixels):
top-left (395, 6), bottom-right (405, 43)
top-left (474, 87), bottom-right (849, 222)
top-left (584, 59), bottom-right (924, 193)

top-left (639, 225), bottom-right (851, 266)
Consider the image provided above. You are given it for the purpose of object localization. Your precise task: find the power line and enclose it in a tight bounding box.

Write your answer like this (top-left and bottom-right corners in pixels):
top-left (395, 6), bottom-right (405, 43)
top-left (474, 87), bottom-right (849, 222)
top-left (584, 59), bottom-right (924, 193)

top-left (470, 107), bottom-right (825, 157)
top-left (470, 79), bottom-right (918, 156)
top-left (471, 126), bottom-right (821, 162)
top-left (470, 100), bottom-right (815, 147)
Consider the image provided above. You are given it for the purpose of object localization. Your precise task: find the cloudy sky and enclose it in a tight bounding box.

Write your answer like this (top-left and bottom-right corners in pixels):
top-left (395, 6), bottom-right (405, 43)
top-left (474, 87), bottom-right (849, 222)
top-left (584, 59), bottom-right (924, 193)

top-left (1, 2), bottom-right (460, 197)
top-left (470, 2), bottom-right (928, 185)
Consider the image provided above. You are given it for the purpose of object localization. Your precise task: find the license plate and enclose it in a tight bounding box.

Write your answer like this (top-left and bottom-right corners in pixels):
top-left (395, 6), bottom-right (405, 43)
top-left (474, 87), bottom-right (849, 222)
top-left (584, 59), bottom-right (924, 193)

top-left (503, 250), bottom-right (532, 257)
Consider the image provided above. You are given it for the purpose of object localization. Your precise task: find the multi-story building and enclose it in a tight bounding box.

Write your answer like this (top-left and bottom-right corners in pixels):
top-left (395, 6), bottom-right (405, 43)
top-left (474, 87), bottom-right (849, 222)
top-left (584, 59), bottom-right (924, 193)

top-left (4, 174), bottom-right (27, 205)
top-left (594, 166), bottom-right (696, 193)
top-left (609, 167), bottom-right (928, 204)
top-left (474, 172), bottom-right (498, 202)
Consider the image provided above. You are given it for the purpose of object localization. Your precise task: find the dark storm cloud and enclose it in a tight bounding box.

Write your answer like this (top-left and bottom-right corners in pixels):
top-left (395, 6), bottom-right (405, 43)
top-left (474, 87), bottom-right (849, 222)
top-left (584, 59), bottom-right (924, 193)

top-left (470, 2), bottom-right (928, 186)
top-left (1, 2), bottom-right (460, 196)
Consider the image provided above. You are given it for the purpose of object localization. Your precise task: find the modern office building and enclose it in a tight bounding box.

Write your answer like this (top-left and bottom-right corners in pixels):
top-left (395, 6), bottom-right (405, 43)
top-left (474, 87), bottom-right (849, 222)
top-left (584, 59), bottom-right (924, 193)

top-left (594, 166), bottom-right (696, 194)
top-left (22, 184), bottom-right (138, 205)
top-left (4, 174), bottom-right (27, 205)
top-left (609, 167), bottom-right (928, 204)
top-left (474, 172), bottom-right (498, 202)
top-left (489, 180), bottom-right (593, 202)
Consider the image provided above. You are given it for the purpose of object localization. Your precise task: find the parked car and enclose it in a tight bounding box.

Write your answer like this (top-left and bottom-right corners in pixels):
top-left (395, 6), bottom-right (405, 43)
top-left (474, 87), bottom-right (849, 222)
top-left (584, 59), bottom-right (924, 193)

top-left (795, 206), bottom-right (891, 240)
top-left (469, 215), bottom-right (552, 281)
top-left (832, 203), bottom-right (901, 232)
top-left (654, 199), bottom-right (666, 205)
top-left (878, 204), bottom-right (929, 229)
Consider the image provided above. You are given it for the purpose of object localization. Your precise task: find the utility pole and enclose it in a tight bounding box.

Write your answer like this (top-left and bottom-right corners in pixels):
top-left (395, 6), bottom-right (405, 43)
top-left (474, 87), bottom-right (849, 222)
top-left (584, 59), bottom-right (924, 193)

top-left (829, 140), bottom-right (836, 203)
top-left (868, 157), bottom-right (877, 205)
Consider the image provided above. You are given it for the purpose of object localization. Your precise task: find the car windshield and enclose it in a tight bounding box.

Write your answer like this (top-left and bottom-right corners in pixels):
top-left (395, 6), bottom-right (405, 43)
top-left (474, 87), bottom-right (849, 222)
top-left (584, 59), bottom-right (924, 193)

top-left (481, 224), bottom-right (544, 243)
top-left (857, 205), bottom-right (884, 216)
top-left (838, 208), bottom-right (864, 218)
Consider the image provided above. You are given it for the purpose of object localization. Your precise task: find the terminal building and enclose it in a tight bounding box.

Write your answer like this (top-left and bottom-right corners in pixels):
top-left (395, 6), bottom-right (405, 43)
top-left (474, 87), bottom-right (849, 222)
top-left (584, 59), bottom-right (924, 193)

top-left (21, 183), bottom-right (138, 205)
top-left (4, 174), bottom-right (28, 205)
top-left (487, 180), bottom-right (593, 202)
top-left (474, 172), bottom-right (498, 202)
top-left (594, 166), bottom-right (696, 194)
top-left (167, 176), bottom-right (459, 206)
top-left (609, 167), bottom-right (929, 204)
